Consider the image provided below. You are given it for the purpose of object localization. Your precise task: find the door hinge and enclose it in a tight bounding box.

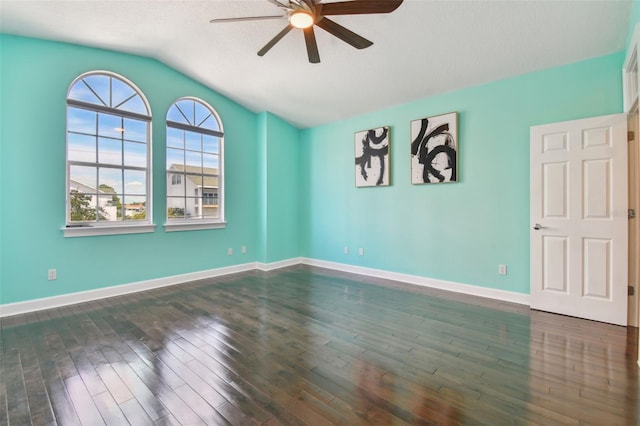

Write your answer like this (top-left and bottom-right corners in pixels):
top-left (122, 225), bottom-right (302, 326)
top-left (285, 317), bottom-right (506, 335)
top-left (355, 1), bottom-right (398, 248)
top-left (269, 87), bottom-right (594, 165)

top-left (629, 286), bottom-right (635, 296)
top-left (630, 209), bottom-right (637, 219)
top-left (629, 131), bottom-right (635, 141)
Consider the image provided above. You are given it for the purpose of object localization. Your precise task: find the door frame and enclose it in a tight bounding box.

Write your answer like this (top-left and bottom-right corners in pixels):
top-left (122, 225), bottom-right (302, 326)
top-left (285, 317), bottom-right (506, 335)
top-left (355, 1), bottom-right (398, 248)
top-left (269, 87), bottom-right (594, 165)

top-left (628, 109), bottom-right (639, 328)
top-left (622, 22), bottom-right (640, 366)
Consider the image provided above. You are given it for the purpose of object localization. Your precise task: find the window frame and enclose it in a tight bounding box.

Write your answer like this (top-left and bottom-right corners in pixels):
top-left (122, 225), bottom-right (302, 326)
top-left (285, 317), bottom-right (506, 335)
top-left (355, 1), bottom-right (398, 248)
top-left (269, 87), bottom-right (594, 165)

top-left (164, 96), bottom-right (226, 232)
top-left (63, 70), bottom-right (155, 237)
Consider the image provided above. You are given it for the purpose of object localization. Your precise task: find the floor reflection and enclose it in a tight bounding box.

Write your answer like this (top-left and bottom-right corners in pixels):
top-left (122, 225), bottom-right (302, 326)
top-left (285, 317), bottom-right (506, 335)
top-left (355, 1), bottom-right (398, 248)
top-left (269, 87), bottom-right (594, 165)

top-left (355, 358), bottom-right (463, 425)
top-left (527, 314), bottom-right (639, 424)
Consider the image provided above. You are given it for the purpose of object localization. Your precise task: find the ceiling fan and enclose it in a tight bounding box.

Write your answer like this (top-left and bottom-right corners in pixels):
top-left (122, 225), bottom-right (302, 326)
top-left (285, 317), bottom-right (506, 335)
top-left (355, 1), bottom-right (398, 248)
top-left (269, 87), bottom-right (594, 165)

top-left (210, 0), bottom-right (404, 63)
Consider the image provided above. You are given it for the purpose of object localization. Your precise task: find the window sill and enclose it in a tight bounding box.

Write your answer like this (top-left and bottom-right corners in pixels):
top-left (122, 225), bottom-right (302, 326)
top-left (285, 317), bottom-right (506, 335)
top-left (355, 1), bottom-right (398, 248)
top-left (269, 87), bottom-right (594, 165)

top-left (163, 221), bottom-right (227, 232)
top-left (63, 223), bottom-right (156, 237)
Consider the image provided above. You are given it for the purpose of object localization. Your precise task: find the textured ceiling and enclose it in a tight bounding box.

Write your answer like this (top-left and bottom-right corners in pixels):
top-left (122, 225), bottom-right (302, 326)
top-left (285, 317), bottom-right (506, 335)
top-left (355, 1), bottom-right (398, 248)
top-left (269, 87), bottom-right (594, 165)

top-left (0, 0), bottom-right (632, 128)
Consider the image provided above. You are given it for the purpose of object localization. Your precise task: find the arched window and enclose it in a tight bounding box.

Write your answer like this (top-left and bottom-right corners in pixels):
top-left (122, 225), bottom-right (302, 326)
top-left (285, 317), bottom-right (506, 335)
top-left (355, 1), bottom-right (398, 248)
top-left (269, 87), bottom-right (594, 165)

top-left (66, 71), bottom-right (152, 236)
top-left (165, 97), bottom-right (225, 230)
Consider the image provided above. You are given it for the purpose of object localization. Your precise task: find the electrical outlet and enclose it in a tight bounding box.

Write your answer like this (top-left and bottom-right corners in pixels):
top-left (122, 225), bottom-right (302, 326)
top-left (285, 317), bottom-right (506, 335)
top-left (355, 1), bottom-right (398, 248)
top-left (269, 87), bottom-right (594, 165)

top-left (498, 264), bottom-right (507, 275)
top-left (228, 248), bottom-right (233, 256)
top-left (241, 246), bottom-right (247, 254)
top-left (344, 246), bottom-right (349, 255)
top-left (48, 269), bottom-right (57, 281)
top-left (359, 248), bottom-right (364, 256)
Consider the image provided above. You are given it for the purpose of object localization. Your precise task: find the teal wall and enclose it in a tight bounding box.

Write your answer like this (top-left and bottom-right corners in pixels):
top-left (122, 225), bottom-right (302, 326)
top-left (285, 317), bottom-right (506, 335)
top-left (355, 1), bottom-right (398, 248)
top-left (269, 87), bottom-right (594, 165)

top-left (0, 35), bottom-right (262, 304)
top-left (628, 1), bottom-right (640, 48)
top-left (300, 52), bottom-right (625, 294)
top-left (261, 112), bottom-right (301, 263)
top-left (0, 31), bottom-right (630, 306)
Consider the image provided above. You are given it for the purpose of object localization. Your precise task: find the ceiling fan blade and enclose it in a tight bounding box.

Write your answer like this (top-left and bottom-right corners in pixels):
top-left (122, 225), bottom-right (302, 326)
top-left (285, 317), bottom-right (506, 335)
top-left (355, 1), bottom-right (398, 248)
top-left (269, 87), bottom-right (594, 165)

top-left (318, 0), bottom-right (403, 16)
top-left (258, 25), bottom-right (294, 56)
top-left (303, 26), bottom-right (320, 63)
top-left (266, 0), bottom-right (290, 8)
top-left (298, 0), bottom-right (316, 11)
top-left (316, 17), bottom-right (372, 49)
top-left (210, 15), bottom-right (284, 24)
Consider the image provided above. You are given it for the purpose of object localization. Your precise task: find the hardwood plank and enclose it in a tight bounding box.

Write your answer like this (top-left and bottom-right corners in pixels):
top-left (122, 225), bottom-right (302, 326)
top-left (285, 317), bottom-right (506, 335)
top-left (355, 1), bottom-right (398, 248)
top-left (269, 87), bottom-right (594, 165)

top-left (172, 383), bottom-right (229, 425)
top-left (64, 375), bottom-right (105, 425)
top-left (4, 348), bottom-right (31, 426)
top-left (119, 398), bottom-right (154, 426)
top-left (110, 361), bottom-right (169, 421)
top-left (92, 391), bottom-right (129, 425)
top-left (31, 331), bottom-right (82, 426)
top-left (95, 364), bottom-right (134, 404)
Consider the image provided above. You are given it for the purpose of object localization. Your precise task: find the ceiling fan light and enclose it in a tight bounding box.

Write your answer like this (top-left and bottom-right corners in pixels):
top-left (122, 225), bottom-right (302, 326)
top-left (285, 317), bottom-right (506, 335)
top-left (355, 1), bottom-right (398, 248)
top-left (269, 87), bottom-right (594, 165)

top-left (290, 11), bottom-right (314, 29)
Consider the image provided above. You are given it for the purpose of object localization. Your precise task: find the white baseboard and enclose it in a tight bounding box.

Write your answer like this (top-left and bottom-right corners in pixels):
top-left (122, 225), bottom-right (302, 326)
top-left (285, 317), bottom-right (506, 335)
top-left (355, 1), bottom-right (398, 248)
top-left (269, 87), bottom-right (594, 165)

top-left (256, 257), bottom-right (304, 272)
top-left (299, 258), bottom-right (530, 306)
top-left (1, 256), bottom-right (530, 318)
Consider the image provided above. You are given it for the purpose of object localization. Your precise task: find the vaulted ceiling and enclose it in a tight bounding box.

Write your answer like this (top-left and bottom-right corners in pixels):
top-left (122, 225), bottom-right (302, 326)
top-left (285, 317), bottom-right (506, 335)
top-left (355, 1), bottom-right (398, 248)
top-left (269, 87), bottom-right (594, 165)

top-left (0, 0), bottom-right (632, 128)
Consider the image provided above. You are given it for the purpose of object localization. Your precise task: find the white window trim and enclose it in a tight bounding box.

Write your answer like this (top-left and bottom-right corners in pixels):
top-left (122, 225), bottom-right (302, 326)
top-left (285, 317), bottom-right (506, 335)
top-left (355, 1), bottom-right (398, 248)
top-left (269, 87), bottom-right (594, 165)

top-left (66, 71), bottom-right (153, 235)
top-left (163, 221), bottom-right (227, 232)
top-left (63, 223), bottom-right (156, 238)
top-left (165, 96), bottom-right (225, 228)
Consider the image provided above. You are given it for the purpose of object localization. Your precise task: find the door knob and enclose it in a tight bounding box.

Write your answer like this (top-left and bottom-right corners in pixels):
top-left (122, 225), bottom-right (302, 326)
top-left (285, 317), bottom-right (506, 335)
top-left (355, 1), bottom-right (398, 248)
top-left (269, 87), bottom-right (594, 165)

top-left (533, 223), bottom-right (544, 230)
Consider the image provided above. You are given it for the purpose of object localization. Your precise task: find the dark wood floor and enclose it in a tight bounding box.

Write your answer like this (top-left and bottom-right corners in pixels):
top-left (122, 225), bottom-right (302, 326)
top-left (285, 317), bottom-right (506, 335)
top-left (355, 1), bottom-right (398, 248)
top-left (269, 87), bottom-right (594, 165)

top-left (1, 266), bottom-right (638, 425)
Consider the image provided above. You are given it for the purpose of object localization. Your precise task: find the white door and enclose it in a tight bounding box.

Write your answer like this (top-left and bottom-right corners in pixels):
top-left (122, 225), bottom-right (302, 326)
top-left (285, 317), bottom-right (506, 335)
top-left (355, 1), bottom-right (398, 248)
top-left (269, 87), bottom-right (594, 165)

top-left (530, 114), bottom-right (628, 325)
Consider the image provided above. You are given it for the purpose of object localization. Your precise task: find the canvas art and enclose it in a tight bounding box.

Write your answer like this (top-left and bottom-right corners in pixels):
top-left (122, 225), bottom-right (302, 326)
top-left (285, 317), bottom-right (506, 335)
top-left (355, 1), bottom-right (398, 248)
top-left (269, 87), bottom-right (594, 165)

top-left (355, 126), bottom-right (390, 187)
top-left (410, 112), bottom-right (458, 184)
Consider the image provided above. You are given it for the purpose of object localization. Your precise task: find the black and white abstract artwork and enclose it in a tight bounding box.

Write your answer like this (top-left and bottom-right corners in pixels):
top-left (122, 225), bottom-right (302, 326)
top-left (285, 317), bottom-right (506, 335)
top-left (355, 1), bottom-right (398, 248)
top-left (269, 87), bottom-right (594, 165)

top-left (411, 112), bottom-right (458, 184)
top-left (355, 126), bottom-right (390, 187)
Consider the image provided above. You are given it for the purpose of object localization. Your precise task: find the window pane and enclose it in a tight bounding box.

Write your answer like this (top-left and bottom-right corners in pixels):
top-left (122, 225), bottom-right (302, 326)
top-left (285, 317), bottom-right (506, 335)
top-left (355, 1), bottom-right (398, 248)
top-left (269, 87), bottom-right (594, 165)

top-left (195, 102), bottom-right (211, 126)
top-left (185, 131), bottom-right (201, 151)
top-left (203, 175), bottom-right (218, 189)
top-left (123, 118), bottom-right (147, 142)
top-left (203, 154), bottom-right (218, 171)
top-left (98, 138), bottom-right (122, 165)
top-left (83, 75), bottom-right (110, 106)
top-left (167, 148), bottom-right (184, 169)
top-left (119, 96), bottom-right (147, 115)
top-left (99, 168), bottom-right (123, 194)
top-left (68, 82), bottom-right (102, 105)
top-left (167, 173), bottom-right (185, 197)
top-left (70, 165), bottom-right (97, 191)
top-left (175, 100), bottom-right (194, 125)
top-left (68, 107), bottom-right (96, 134)
top-left (99, 192), bottom-right (119, 222)
top-left (123, 195), bottom-right (146, 221)
top-left (98, 113), bottom-right (123, 138)
top-left (187, 175), bottom-right (203, 192)
top-left (69, 191), bottom-right (98, 222)
top-left (186, 197), bottom-right (201, 219)
top-left (68, 133), bottom-right (96, 163)
top-left (124, 170), bottom-right (146, 195)
top-left (167, 104), bottom-right (188, 125)
top-left (124, 141), bottom-right (146, 167)
top-left (203, 135), bottom-right (219, 154)
top-left (200, 115), bottom-right (220, 132)
top-left (167, 197), bottom-right (186, 220)
top-left (112, 78), bottom-right (136, 109)
top-left (167, 127), bottom-right (184, 149)
top-left (203, 208), bottom-right (220, 220)
top-left (185, 151), bottom-right (202, 173)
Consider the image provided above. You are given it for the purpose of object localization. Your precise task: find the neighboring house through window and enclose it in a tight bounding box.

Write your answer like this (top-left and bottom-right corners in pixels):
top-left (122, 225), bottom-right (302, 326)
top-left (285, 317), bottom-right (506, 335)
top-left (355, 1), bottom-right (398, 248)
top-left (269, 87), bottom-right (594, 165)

top-left (65, 71), bottom-right (152, 236)
top-left (166, 97), bottom-right (224, 230)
